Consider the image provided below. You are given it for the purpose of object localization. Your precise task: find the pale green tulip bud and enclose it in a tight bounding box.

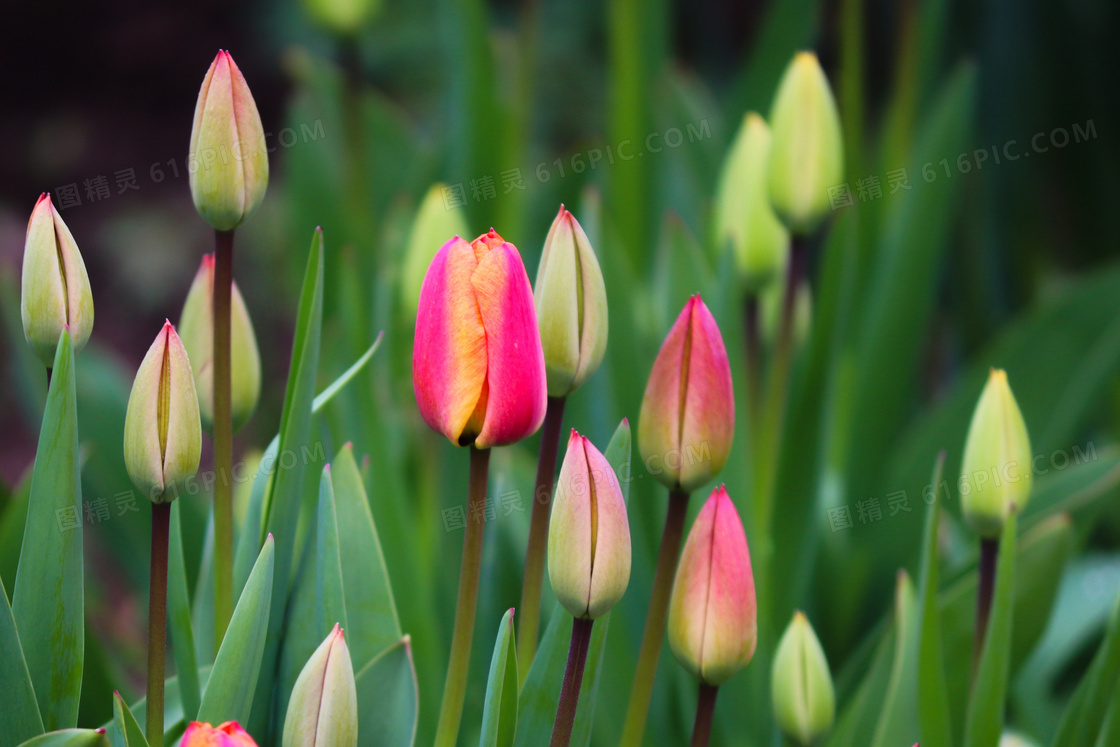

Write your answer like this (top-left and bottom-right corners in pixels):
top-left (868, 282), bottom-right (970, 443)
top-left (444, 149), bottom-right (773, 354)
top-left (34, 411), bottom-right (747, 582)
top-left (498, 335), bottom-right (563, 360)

top-left (302, 0), bottom-right (381, 36)
top-left (283, 624), bottom-right (358, 747)
top-left (772, 611), bottom-right (835, 746)
top-left (401, 183), bottom-right (470, 316)
top-left (178, 254), bottom-right (262, 432)
top-left (189, 51), bottom-right (269, 231)
top-left (714, 113), bottom-right (789, 292)
top-left (534, 206), bottom-right (609, 397)
top-left (767, 52), bottom-right (844, 236)
top-left (959, 369), bottom-right (1032, 538)
top-left (124, 322), bottom-right (202, 503)
top-left (21, 193), bottom-right (94, 368)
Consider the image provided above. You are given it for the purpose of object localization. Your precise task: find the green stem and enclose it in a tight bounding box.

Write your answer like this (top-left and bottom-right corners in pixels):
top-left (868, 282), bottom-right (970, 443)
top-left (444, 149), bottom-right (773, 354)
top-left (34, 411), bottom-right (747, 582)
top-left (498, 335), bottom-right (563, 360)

top-left (551, 617), bottom-right (594, 747)
top-left (973, 537), bottom-right (999, 673)
top-left (743, 295), bottom-right (762, 422)
top-left (212, 229), bottom-right (235, 651)
top-left (517, 396), bottom-right (566, 683)
top-left (619, 489), bottom-right (691, 747)
top-left (690, 684), bottom-right (718, 747)
top-left (146, 502), bottom-right (171, 747)
top-left (434, 446), bottom-right (491, 747)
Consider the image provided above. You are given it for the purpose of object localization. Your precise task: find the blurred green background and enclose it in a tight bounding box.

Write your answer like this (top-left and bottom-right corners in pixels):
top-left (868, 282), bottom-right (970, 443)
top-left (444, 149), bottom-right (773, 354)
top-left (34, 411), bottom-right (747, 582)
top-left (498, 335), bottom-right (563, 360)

top-left (1, 0), bottom-right (1118, 744)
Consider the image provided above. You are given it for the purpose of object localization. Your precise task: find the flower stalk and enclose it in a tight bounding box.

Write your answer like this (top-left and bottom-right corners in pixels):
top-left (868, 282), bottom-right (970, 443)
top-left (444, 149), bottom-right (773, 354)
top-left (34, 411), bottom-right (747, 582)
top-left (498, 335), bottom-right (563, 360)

top-left (690, 684), bottom-right (719, 747)
top-left (551, 617), bottom-right (594, 747)
top-left (147, 502), bottom-right (171, 747)
top-left (434, 445), bottom-right (491, 747)
top-left (517, 395), bottom-right (567, 682)
top-left (974, 537), bottom-right (999, 671)
top-left (212, 228), bottom-right (235, 649)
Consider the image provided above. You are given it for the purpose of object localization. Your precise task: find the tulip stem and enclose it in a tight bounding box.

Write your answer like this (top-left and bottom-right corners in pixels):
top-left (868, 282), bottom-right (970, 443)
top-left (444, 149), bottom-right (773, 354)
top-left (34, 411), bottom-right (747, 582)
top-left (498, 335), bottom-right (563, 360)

top-left (973, 537), bottom-right (999, 672)
top-left (517, 395), bottom-right (567, 682)
top-left (620, 489), bottom-right (691, 747)
top-left (434, 445), bottom-right (491, 747)
top-left (690, 684), bottom-right (719, 747)
top-left (146, 502), bottom-right (171, 747)
top-left (742, 295), bottom-right (762, 421)
top-left (551, 617), bottom-right (594, 747)
top-left (212, 228), bottom-right (235, 652)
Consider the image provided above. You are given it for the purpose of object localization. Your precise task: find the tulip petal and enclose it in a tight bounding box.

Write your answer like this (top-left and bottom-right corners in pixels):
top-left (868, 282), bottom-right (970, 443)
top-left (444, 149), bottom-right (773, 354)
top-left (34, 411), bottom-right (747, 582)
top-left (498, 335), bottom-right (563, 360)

top-left (471, 240), bottom-right (547, 449)
top-left (638, 299), bottom-right (692, 487)
top-left (162, 324), bottom-right (203, 496)
top-left (50, 202), bottom-right (94, 354)
top-left (698, 488), bottom-right (755, 684)
top-left (571, 215), bottom-right (609, 389)
top-left (585, 436), bottom-right (631, 620)
top-left (21, 195), bottom-right (68, 366)
top-left (678, 299), bottom-right (735, 491)
top-left (413, 237), bottom-right (488, 444)
top-left (549, 430), bottom-right (594, 618)
top-left (535, 209), bottom-right (582, 393)
top-left (226, 52), bottom-right (269, 220)
top-left (123, 325), bottom-right (172, 499)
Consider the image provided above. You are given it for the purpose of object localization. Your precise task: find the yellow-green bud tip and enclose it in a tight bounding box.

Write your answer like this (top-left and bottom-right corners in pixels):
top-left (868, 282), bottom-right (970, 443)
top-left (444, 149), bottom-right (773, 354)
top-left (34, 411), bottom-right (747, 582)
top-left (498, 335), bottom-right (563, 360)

top-left (767, 51), bottom-right (845, 236)
top-left (21, 193), bottom-right (94, 368)
top-left (959, 368), bottom-right (1032, 538)
top-left (772, 611), bottom-right (835, 745)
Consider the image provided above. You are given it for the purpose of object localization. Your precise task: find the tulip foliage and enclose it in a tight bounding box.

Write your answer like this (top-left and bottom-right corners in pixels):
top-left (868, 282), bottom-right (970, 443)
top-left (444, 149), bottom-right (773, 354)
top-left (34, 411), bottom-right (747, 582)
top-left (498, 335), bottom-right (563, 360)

top-left (3, 6), bottom-right (1120, 747)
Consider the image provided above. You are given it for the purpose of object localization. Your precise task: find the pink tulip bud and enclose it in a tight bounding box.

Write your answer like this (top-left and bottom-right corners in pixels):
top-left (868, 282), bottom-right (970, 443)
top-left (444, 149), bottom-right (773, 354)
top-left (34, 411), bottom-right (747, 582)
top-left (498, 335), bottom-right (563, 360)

top-left (181, 720), bottom-right (258, 746)
top-left (548, 429), bottom-right (632, 619)
top-left (413, 230), bottom-right (547, 449)
top-left (668, 486), bottom-right (756, 685)
top-left (638, 295), bottom-right (734, 492)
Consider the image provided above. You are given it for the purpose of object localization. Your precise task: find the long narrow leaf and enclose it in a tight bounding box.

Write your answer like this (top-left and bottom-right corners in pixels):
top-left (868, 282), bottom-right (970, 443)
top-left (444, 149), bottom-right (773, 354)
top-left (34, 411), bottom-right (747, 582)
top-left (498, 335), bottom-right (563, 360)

top-left (167, 502), bottom-right (201, 721)
top-left (354, 638), bottom-right (419, 747)
top-left (15, 730), bottom-right (107, 747)
top-left (0, 575), bottom-right (43, 745)
top-left (918, 455), bottom-right (953, 747)
top-left (480, 608), bottom-right (518, 747)
top-left (12, 330), bottom-right (83, 730)
top-left (109, 692), bottom-right (148, 747)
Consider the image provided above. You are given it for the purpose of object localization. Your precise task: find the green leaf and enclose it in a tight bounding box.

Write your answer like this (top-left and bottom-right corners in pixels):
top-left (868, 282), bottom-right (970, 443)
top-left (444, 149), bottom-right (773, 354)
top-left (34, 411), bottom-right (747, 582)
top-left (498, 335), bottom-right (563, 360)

top-left (514, 420), bottom-right (631, 747)
top-left (870, 572), bottom-right (921, 747)
top-left (197, 535), bottom-right (275, 726)
top-left (12, 330), bottom-right (83, 730)
top-left (918, 456), bottom-right (953, 747)
top-left (110, 692), bottom-right (147, 747)
top-left (1051, 584), bottom-right (1120, 746)
top-left (354, 638), bottom-right (419, 747)
top-left (826, 620), bottom-right (897, 747)
top-left (276, 465), bottom-right (349, 730)
top-left (480, 608), bottom-right (518, 747)
top-left (331, 443), bottom-right (401, 666)
top-left (248, 228), bottom-right (325, 738)
top-left (15, 730), bottom-right (107, 747)
top-left (964, 511), bottom-right (1018, 747)
top-left (0, 574), bottom-right (44, 746)
top-left (1095, 670), bottom-right (1120, 747)
top-left (167, 502), bottom-right (201, 722)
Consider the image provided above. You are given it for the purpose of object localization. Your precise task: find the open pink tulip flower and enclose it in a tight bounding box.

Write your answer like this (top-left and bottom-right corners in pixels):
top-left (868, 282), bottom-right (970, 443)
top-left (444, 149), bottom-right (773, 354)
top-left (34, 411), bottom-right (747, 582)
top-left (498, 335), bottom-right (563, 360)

top-left (548, 429), bottom-right (632, 620)
top-left (413, 229), bottom-right (547, 449)
top-left (668, 485), bottom-right (757, 685)
top-left (638, 295), bottom-right (735, 492)
top-left (181, 721), bottom-right (258, 747)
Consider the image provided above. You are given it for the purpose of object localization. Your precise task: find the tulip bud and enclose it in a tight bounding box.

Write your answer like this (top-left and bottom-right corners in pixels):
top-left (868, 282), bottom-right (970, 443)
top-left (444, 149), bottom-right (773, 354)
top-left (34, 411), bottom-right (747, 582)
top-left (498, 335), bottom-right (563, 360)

top-left (189, 51), bottom-right (269, 232)
top-left (767, 52), bottom-right (844, 236)
top-left (123, 322), bottom-right (202, 503)
top-left (714, 113), bottom-right (789, 291)
top-left (667, 486), bottom-right (756, 685)
top-left (283, 624), bottom-right (358, 747)
top-left (413, 230), bottom-right (547, 449)
top-left (534, 206), bottom-right (609, 397)
top-left (638, 295), bottom-right (734, 492)
top-left (959, 369), bottom-right (1032, 538)
top-left (178, 254), bottom-right (262, 432)
top-left (548, 429), bottom-right (631, 620)
top-left (182, 720), bottom-right (258, 746)
top-left (20, 193), bottom-right (94, 368)
top-left (401, 184), bottom-right (470, 316)
top-left (302, 0), bottom-right (381, 35)
top-left (771, 611), bottom-right (835, 745)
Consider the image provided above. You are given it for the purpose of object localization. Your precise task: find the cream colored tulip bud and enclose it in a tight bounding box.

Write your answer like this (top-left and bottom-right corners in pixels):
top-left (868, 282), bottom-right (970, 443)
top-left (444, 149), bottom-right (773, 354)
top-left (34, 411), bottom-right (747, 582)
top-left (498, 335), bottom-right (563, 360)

top-left (549, 430), bottom-right (632, 620)
top-left (714, 113), bottom-right (789, 292)
top-left (767, 52), bottom-right (844, 236)
top-left (124, 322), bottom-right (202, 503)
top-left (283, 624), bottom-right (358, 747)
top-left (401, 184), bottom-right (470, 316)
top-left (959, 369), bottom-right (1032, 538)
top-left (179, 254), bottom-right (262, 432)
top-left (772, 612), bottom-right (835, 745)
top-left (189, 51), bottom-right (269, 231)
top-left (534, 206), bottom-right (609, 397)
top-left (302, 0), bottom-right (381, 35)
top-left (21, 193), bottom-right (94, 368)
